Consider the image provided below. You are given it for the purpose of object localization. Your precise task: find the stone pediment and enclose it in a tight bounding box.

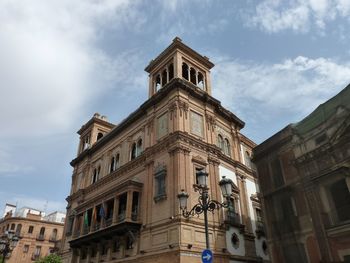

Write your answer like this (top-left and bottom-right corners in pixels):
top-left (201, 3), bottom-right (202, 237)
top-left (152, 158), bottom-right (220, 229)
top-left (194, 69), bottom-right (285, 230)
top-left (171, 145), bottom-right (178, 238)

top-left (191, 155), bottom-right (208, 166)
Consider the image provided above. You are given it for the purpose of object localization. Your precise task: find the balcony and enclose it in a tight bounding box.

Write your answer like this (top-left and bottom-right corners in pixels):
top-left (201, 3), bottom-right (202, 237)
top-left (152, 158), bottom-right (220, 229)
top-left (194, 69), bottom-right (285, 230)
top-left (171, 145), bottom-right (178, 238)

top-left (255, 221), bottom-right (266, 238)
top-left (69, 220), bottom-right (141, 248)
top-left (49, 236), bottom-right (57, 242)
top-left (322, 206), bottom-right (350, 229)
top-left (225, 210), bottom-right (245, 232)
top-left (31, 253), bottom-right (40, 261)
top-left (36, 234), bottom-right (45, 241)
top-left (82, 225), bottom-right (89, 235)
top-left (72, 229), bottom-right (80, 238)
top-left (105, 217), bottom-right (113, 227)
top-left (93, 222), bottom-right (101, 232)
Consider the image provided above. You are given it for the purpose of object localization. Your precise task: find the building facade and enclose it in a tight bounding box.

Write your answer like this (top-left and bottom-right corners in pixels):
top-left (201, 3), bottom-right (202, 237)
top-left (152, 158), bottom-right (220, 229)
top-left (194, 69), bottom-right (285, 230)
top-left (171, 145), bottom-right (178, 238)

top-left (0, 204), bottom-right (65, 262)
top-left (61, 38), bottom-right (269, 263)
top-left (253, 85), bottom-right (350, 263)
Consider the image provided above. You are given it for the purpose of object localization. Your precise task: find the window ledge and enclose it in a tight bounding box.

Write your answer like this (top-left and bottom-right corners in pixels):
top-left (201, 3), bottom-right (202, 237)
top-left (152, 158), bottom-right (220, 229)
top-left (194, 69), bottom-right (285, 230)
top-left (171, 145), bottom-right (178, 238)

top-left (154, 194), bottom-right (167, 203)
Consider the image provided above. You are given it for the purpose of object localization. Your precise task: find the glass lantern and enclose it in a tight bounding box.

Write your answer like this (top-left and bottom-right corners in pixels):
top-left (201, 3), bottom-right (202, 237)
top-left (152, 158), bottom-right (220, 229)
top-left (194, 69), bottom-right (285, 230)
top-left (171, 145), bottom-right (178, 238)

top-left (177, 190), bottom-right (189, 210)
top-left (196, 169), bottom-right (208, 187)
top-left (219, 176), bottom-right (233, 197)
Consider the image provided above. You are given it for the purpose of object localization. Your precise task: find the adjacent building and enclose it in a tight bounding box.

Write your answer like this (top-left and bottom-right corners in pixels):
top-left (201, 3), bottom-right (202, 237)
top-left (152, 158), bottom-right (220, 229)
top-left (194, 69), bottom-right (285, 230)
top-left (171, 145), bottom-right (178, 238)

top-left (253, 85), bottom-right (350, 262)
top-left (61, 38), bottom-right (269, 263)
top-left (0, 204), bottom-right (65, 262)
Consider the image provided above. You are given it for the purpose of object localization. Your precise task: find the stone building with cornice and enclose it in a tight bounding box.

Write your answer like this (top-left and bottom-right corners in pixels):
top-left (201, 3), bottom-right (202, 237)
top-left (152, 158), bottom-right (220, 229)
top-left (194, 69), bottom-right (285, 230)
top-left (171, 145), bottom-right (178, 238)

top-left (60, 38), bottom-right (269, 263)
top-left (0, 204), bottom-right (64, 262)
top-left (253, 85), bottom-right (350, 263)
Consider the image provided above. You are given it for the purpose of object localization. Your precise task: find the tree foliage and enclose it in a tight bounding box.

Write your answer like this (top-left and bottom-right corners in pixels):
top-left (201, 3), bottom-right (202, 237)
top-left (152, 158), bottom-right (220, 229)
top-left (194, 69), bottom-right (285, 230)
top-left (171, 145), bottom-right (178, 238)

top-left (35, 254), bottom-right (62, 263)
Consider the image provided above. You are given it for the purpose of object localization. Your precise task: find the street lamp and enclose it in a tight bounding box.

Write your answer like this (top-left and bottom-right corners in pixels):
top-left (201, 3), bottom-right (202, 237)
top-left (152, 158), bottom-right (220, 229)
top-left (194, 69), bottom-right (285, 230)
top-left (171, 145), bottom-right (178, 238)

top-left (0, 230), bottom-right (19, 263)
top-left (177, 170), bottom-right (233, 249)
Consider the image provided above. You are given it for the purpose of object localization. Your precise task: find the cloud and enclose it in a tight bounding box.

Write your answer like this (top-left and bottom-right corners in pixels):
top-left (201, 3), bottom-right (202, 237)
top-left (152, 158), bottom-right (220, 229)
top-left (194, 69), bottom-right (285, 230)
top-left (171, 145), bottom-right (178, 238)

top-left (0, 0), bottom-right (145, 138)
top-left (0, 148), bottom-right (33, 176)
top-left (245, 0), bottom-right (350, 33)
top-left (211, 55), bottom-right (350, 141)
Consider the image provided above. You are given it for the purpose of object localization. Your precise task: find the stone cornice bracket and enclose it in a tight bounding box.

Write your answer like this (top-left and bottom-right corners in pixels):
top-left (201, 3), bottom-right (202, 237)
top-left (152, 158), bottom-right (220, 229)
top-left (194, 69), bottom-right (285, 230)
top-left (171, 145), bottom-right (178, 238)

top-left (178, 100), bottom-right (189, 118)
top-left (168, 144), bottom-right (191, 155)
top-left (168, 101), bottom-right (178, 120)
top-left (207, 155), bottom-right (220, 165)
top-left (205, 113), bottom-right (216, 131)
top-left (144, 158), bottom-right (154, 167)
top-left (237, 173), bottom-right (247, 181)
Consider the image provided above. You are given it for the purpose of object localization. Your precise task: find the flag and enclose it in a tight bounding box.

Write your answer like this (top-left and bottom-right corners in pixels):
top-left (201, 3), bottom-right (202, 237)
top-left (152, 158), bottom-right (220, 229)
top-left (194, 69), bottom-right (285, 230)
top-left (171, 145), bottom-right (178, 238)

top-left (99, 204), bottom-right (106, 219)
top-left (92, 207), bottom-right (97, 223)
top-left (83, 211), bottom-right (89, 226)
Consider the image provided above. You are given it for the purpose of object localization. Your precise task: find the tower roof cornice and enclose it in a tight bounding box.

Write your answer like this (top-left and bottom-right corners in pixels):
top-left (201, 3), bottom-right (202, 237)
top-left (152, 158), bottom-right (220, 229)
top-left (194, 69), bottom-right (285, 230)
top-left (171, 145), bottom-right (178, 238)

top-left (144, 37), bottom-right (214, 73)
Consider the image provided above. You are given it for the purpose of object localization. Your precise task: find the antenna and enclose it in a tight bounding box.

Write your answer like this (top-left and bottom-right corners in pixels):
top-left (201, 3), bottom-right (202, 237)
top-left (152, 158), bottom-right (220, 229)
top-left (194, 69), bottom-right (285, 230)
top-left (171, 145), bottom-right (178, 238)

top-left (44, 200), bottom-right (48, 215)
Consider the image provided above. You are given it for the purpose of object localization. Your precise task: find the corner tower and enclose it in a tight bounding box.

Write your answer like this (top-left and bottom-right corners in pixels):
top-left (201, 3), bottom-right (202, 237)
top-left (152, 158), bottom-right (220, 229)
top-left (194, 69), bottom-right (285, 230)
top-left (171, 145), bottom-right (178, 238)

top-left (145, 37), bottom-right (214, 98)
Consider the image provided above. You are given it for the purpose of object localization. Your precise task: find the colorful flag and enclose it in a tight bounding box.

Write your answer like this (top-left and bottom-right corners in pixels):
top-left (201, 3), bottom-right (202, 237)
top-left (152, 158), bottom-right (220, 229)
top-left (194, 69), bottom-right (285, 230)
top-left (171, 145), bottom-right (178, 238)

top-left (92, 207), bottom-right (97, 223)
top-left (99, 204), bottom-right (106, 219)
top-left (83, 211), bottom-right (89, 226)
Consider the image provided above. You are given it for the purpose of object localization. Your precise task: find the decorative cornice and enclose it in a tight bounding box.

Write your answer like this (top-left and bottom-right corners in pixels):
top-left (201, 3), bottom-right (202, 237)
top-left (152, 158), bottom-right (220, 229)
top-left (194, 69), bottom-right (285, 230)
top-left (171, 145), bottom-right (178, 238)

top-left (191, 155), bottom-right (208, 166)
top-left (67, 131), bottom-right (255, 205)
top-left (71, 78), bottom-right (244, 167)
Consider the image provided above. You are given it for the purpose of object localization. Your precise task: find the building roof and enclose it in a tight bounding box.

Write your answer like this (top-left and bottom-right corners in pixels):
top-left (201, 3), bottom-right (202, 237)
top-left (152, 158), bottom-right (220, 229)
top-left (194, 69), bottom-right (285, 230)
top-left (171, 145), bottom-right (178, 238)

top-left (293, 84), bottom-right (350, 135)
top-left (144, 37), bottom-right (214, 73)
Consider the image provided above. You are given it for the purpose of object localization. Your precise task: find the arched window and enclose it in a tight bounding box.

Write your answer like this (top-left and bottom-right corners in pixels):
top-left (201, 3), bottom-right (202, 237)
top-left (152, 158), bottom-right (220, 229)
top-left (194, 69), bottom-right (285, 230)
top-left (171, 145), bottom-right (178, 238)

top-left (51, 229), bottom-right (57, 241)
top-left (218, 134), bottom-right (224, 151)
top-left (97, 132), bottom-right (103, 141)
top-left (155, 74), bottom-right (161, 92)
top-left (15, 224), bottom-right (22, 236)
top-left (110, 156), bottom-right (115, 173)
top-left (245, 151), bottom-right (251, 168)
top-left (182, 63), bottom-right (189, 80)
top-left (190, 68), bottom-right (197, 85)
top-left (131, 143), bottom-right (137, 160)
top-left (115, 153), bottom-right (120, 169)
top-left (224, 138), bottom-right (231, 156)
top-left (10, 224), bottom-right (15, 230)
top-left (137, 139), bottom-right (143, 157)
top-left (162, 69), bottom-right (167, 86)
top-left (198, 72), bottom-right (205, 90)
top-left (92, 166), bottom-right (100, 184)
top-left (168, 64), bottom-right (174, 81)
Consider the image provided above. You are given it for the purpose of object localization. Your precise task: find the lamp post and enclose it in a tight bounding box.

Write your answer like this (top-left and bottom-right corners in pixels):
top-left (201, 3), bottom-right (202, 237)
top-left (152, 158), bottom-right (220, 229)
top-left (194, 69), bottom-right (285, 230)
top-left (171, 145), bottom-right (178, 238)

top-left (177, 170), bottom-right (233, 249)
top-left (0, 230), bottom-right (19, 263)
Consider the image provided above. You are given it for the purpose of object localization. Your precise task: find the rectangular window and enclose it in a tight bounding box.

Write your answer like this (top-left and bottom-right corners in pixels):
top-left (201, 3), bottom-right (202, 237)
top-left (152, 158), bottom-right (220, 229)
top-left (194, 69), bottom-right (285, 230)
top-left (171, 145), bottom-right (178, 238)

top-left (271, 158), bottom-right (284, 187)
top-left (23, 245), bottom-right (29, 253)
top-left (157, 113), bottom-right (168, 139)
top-left (190, 111), bottom-right (204, 137)
top-left (28, 226), bottom-right (34, 234)
top-left (256, 208), bottom-right (262, 222)
top-left (329, 178), bottom-right (350, 222)
top-left (34, 246), bottom-right (41, 256)
top-left (154, 165), bottom-right (167, 202)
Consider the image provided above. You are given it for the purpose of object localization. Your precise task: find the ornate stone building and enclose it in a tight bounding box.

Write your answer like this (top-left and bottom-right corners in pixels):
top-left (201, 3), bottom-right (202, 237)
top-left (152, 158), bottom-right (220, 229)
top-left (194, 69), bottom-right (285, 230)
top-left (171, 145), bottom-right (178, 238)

top-left (0, 204), bottom-right (65, 262)
top-left (253, 85), bottom-right (350, 263)
top-left (61, 38), bottom-right (269, 263)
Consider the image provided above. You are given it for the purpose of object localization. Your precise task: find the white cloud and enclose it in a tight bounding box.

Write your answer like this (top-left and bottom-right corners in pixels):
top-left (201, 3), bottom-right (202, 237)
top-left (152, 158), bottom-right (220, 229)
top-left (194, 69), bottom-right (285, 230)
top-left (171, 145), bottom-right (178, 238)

top-left (0, 0), bottom-right (145, 138)
top-left (212, 55), bottom-right (350, 117)
top-left (246, 0), bottom-right (350, 33)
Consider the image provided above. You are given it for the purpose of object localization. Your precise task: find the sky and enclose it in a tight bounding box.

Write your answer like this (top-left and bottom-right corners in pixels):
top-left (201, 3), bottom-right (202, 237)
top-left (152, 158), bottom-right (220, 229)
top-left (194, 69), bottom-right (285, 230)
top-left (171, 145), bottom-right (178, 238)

top-left (1, 0), bottom-right (350, 215)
